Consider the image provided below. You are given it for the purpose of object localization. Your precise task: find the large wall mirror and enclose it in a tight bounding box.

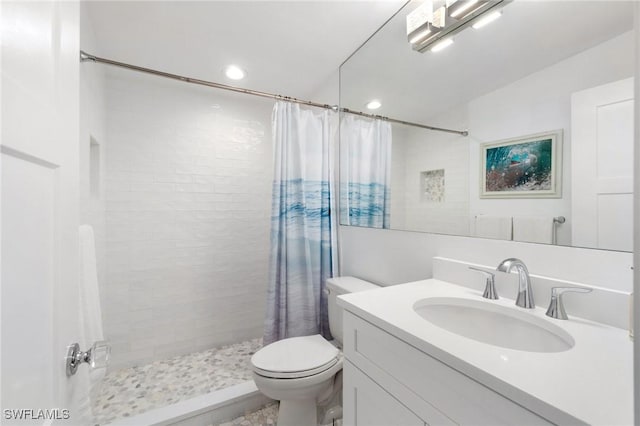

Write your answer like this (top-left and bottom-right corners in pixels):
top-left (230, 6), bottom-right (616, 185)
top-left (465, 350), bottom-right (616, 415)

top-left (339, 0), bottom-right (635, 252)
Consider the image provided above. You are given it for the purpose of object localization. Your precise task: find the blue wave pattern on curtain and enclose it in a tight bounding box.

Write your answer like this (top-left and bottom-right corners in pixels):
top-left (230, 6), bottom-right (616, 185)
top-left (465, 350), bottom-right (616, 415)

top-left (264, 101), bottom-right (334, 345)
top-left (339, 114), bottom-right (392, 229)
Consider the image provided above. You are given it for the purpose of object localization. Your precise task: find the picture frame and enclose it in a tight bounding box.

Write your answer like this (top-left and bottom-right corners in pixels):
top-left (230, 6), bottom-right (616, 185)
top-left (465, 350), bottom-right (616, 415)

top-left (480, 130), bottom-right (563, 198)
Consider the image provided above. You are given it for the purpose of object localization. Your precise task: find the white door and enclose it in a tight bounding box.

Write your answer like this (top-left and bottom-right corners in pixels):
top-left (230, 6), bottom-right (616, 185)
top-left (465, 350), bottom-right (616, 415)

top-left (1, 1), bottom-right (82, 423)
top-left (571, 78), bottom-right (634, 251)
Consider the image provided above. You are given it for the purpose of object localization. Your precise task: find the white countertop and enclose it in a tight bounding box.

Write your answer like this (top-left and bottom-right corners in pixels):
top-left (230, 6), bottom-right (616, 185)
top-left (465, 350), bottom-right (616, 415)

top-left (338, 279), bottom-right (633, 426)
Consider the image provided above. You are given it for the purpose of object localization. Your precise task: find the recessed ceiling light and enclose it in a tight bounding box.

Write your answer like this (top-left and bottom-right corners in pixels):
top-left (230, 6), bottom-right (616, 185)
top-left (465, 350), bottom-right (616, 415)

top-left (431, 38), bottom-right (454, 52)
top-left (224, 65), bottom-right (246, 80)
top-left (366, 100), bottom-right (382, 110)
top-left (472, 11), bottom-right (502, 29)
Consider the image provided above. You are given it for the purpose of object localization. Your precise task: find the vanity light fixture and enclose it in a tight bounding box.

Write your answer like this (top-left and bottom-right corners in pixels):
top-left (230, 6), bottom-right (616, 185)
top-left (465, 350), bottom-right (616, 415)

top-left (407, 0), bottom-right (511, 53)
top-left (408, 22), bottom-right (442, 47)
top-left (408, 4), bottom-right (448, 47)
top-left (224, 65), bottom-right (246, 80)
top-left (431, 38), bottom-right (454, 52)
top-left (407, 1), bottom-right (436, 45)
top-left (409, 27), bottom-right (433, 44)
top-left (447, 0), bottom-right (485, 19)
top-left (366, 100), bottom-right (382, 110)
top-left (472, 10), bottom-right (502, 29)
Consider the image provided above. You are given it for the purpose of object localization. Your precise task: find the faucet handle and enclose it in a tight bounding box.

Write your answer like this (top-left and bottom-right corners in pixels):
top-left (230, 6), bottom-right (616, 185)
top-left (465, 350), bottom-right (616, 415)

top-left (545, 286), bottom-right (592, 320)
top-left (469, 267), bottom-right (498, 300)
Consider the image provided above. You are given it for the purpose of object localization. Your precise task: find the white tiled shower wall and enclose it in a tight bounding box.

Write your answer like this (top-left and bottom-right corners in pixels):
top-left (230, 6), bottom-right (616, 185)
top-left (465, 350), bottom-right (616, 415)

top-left (104, 69), bottom-right (273, 369)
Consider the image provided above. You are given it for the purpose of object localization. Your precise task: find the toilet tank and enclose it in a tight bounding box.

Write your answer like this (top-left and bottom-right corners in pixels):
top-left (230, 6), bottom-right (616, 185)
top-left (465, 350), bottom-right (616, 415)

top-left (326, 276), bottom-right (380, 346)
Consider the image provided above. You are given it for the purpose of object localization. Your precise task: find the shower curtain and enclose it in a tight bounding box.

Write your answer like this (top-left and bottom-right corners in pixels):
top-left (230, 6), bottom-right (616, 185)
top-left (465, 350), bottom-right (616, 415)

top-left (264, 101), bottom-right (335, 345)
top-left (339, 114), bottom-right (392, 228)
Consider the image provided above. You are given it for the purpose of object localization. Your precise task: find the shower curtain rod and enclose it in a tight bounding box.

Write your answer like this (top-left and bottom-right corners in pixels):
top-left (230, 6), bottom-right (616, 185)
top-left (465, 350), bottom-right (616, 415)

top-left (79, 51), bottom-right (468, 137)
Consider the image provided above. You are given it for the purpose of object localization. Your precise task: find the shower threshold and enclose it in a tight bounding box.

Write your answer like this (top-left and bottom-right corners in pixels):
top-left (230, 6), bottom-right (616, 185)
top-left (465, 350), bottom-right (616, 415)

top-left (106, 381), bottom-right (271, 426)
top-left (93, 338), bottom-right (266, 425)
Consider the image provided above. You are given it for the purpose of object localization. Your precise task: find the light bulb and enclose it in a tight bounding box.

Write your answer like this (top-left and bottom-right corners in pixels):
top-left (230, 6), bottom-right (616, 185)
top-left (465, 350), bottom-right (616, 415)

top-left (472, 11), bottom-right (502, 29)
top-left (409, 28), bottom-right (432, 45)
top-left (449, 0), bottom-right (478, 18)
top-left (431, 38), bottom-right (454, 52)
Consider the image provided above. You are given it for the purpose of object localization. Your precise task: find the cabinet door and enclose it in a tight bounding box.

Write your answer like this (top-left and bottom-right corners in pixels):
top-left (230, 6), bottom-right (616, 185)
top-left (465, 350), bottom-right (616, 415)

top-left (344, 360), bottom-right (425, 426)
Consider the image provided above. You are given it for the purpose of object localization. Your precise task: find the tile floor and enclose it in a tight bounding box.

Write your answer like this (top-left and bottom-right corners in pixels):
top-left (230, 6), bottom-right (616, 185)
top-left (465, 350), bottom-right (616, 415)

top-left (216, 403), bottom-right (279, 426)
top-left (217, 403), bottom-right (345, 426)
top-left (92, 338), bottom-right (263, 425)
top-left (216, 402), bottom-right (342, 426)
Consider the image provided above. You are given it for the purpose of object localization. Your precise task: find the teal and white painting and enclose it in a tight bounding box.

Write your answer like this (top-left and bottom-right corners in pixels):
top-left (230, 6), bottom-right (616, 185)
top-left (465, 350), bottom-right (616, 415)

top-left (480, 130), bottom-right (562, 198)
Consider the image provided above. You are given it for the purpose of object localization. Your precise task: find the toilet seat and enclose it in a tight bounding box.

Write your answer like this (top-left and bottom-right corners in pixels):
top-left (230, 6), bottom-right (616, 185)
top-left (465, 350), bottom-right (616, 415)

top-left (251, 334), bottom-right (340, 379)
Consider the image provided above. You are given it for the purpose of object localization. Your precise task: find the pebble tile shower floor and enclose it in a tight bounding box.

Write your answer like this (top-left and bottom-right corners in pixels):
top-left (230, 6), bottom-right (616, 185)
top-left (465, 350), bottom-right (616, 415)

top-left (92, 338), bottom-right (263, 425)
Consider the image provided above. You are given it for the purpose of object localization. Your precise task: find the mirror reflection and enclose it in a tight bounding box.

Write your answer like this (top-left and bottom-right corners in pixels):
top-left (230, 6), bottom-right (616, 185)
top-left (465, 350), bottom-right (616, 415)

top-left (339, 0), bottom-right (635, 252)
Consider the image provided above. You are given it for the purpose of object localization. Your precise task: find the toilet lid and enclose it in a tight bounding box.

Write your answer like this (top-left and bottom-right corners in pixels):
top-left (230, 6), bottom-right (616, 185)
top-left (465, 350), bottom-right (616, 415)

top-left (251, 335), bottom-right (340, 379)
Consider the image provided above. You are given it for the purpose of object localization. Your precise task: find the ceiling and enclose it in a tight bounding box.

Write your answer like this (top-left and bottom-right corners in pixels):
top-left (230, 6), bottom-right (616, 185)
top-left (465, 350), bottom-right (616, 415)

top-left (84, 0), bottom-right (407, 101)
top-left (341, 0), bottom-right (635, 123)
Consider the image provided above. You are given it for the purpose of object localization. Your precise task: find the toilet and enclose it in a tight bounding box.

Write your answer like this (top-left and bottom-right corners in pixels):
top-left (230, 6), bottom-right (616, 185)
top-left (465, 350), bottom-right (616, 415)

top-left (251, 277), bottom-right (380, 426)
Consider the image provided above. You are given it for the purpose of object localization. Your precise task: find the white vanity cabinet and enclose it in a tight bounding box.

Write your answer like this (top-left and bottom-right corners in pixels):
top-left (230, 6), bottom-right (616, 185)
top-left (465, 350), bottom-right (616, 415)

top-left (342, 311), bottom-right (553, 426)
top-left (343, 360), bottom-right (425, 426)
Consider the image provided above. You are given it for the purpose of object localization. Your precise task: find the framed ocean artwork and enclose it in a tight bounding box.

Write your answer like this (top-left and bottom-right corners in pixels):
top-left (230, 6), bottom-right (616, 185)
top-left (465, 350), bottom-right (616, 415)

top-left (480, 130), bottom-right (562, 198)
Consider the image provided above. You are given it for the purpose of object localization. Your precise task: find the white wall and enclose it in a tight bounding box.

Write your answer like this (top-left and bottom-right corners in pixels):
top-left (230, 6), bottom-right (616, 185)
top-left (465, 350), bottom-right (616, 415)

top-left (341, 226), bottom-right (632, 293)
top-left (80, 3), bottom-right (108, 294)
top-left (633, 4), bottom-right (640, 424)
top-left (103, 70), bottom-right (273, 369)
top-left (389, 124), bottom-right (407, 229)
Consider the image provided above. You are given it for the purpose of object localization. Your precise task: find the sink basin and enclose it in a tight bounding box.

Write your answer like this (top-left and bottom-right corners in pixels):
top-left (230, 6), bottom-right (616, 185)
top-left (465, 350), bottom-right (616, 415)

top-left (413, 297), bottom-right (574, 353)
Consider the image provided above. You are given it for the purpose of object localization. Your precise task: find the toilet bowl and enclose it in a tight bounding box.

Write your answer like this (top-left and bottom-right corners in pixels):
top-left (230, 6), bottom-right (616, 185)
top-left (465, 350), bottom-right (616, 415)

top-left (251, 277), bottom-right (380, 426)
top-left (252, 335), bottom-right (343, 426)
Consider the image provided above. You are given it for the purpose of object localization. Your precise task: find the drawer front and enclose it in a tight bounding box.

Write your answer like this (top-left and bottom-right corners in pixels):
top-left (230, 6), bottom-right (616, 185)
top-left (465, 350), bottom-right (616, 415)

top-left (344, 360), bottom-right (425, 426)
top-left (343, 312), bottom-right (552, 426)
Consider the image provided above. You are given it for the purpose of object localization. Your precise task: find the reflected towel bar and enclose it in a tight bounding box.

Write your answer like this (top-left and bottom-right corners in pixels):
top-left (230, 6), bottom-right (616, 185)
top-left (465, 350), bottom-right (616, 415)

top-left (552, 216), bottom-right (565, 245)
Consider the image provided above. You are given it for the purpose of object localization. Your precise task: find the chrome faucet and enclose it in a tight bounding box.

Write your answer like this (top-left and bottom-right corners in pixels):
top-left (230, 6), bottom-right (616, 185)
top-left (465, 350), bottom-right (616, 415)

top-left (545, 286), bottom-right (592, 320)
top-left (469, 267), bottom-right (498, 300)
top-left (496, 258), bottom-right (535, 309)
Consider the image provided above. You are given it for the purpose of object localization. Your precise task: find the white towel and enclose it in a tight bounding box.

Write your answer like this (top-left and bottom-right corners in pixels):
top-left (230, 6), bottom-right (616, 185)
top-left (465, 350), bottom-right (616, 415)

top-left (513, 216), bottom-right (554, 244)
top-left (78, 225), bottom-right (106, 417)
top-left (473, 215), bottom-right (512, 240)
